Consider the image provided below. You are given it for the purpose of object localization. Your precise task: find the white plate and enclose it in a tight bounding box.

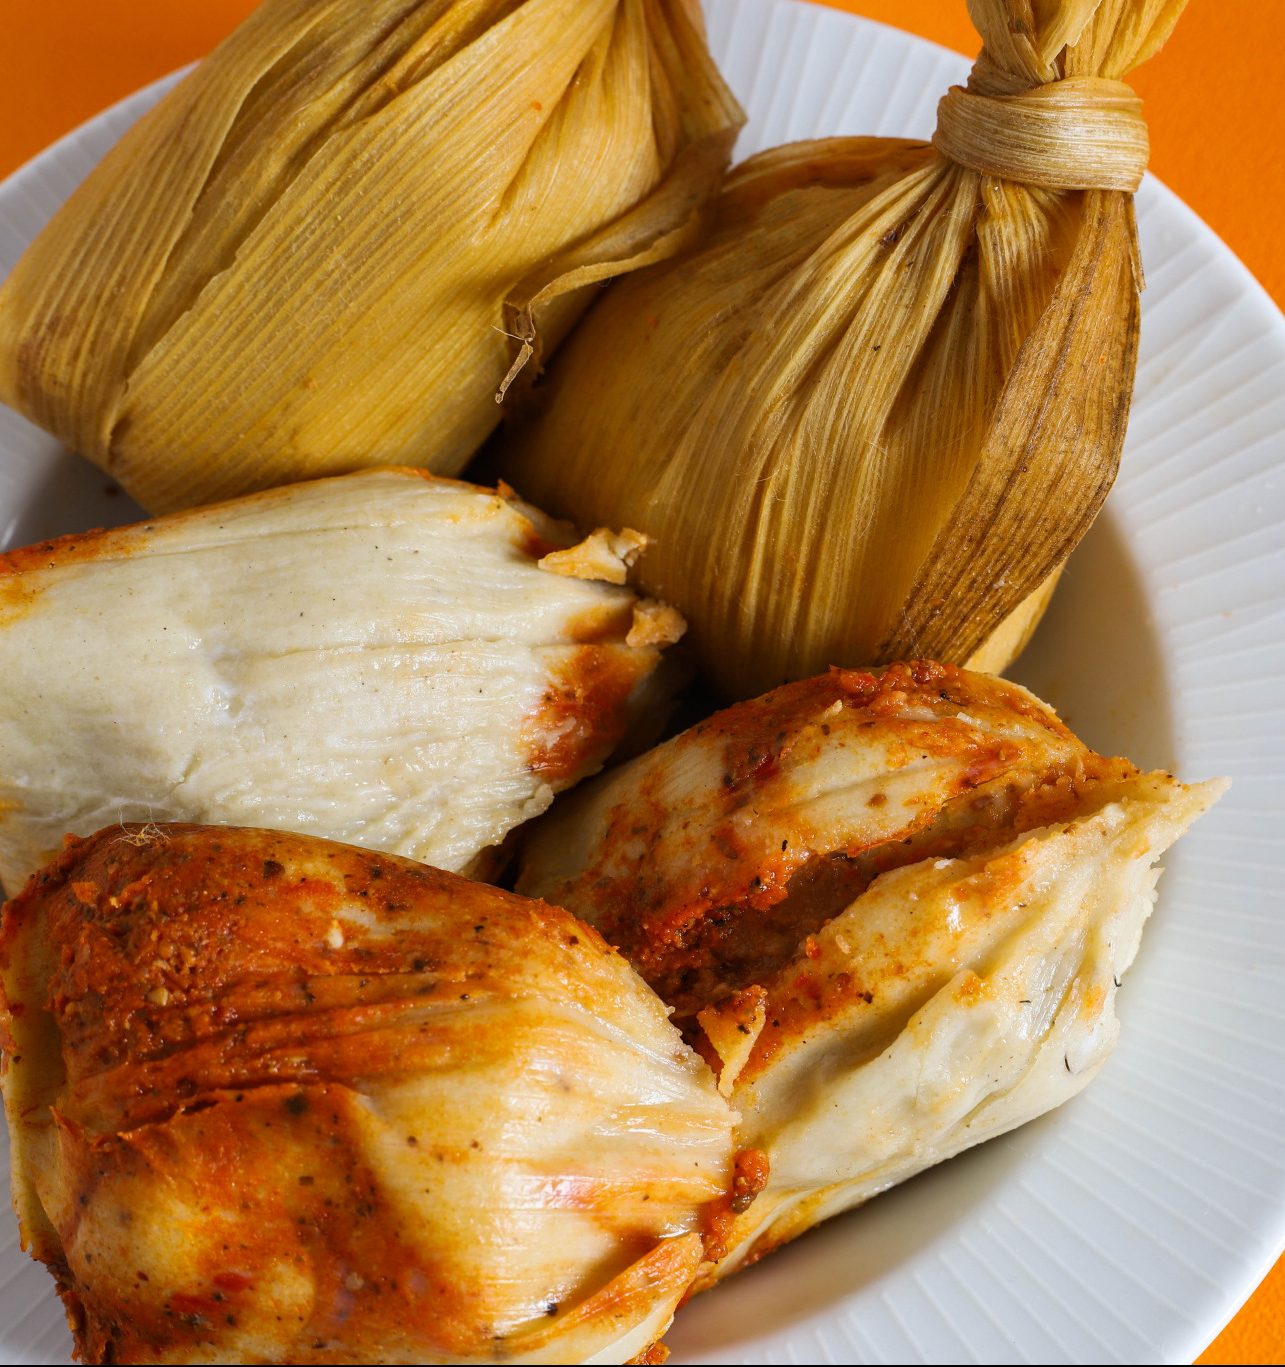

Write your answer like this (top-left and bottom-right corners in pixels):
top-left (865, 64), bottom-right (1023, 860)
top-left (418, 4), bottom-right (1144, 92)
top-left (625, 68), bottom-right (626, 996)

top-left (1, 2), bottom-right (1283, 1363)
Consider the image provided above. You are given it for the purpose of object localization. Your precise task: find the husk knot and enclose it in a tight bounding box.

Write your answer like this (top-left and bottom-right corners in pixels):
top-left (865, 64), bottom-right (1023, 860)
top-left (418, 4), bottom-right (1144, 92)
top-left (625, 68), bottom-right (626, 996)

top-left (933, 74), bottom-right (1147, 191)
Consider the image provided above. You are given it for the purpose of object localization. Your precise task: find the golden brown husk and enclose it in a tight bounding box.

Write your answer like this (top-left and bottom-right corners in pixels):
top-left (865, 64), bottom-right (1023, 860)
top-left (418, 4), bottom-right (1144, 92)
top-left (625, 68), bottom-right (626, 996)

top-left (0, 0), bottom-right (742, 515)
top-left (501, 0), bottom-right (1188, 699)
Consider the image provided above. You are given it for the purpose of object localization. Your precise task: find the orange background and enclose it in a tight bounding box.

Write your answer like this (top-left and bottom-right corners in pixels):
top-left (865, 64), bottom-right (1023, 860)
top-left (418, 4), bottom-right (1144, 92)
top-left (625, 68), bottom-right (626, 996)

top-left (0, 1), bottom-right (1280, 1361)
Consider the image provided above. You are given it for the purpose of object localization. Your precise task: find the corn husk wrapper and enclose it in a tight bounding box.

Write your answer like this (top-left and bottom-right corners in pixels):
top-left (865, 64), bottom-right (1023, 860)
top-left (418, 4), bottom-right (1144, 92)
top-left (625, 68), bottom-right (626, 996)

top-left (0, 0), bottom-right (742, 515)
top-left (517, 662), bottom-right (1226, 1281)
top-left (0, 468), bottom-right (685, 893)
top-left (1, 825), bottom-right (735, 1363)
top-left (502, 0), bottom-right (1187, 698)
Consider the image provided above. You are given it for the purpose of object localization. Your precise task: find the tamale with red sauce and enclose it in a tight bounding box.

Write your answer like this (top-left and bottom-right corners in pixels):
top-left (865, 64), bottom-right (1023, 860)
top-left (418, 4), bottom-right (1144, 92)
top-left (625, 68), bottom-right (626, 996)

top-left (0, 825), bottom-right (736, 1362)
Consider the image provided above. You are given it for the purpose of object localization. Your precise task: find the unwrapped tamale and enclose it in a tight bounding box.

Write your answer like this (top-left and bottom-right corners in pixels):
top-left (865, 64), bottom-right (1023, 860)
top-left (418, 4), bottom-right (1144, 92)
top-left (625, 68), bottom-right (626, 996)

top-left (0, 468), bottom-right (685, 892)
top-left (517, 662), bottom-right (1225, 1280)
top-left (502, 0), bottom-right (1188, 698)
top-left (1, 825), bottom-right (735, 1363)
top-left (0, 0), bottom-right (742, 514)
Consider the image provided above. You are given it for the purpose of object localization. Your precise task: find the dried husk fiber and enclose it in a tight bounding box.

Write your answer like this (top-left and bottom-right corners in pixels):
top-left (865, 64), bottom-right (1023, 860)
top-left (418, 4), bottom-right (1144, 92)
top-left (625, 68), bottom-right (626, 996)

top-left (0, 0), bottom-right (742, 515)
top-left (501, 0), bottom-right (1188, 699)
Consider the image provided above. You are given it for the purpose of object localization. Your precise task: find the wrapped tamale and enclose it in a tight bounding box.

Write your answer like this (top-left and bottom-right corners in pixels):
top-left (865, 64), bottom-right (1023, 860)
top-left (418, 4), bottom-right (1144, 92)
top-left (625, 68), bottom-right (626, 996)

top-left (0, 468), bottom-right (685, 892)
top-left (1, 825), bottom-right (735, 1363)
top-left (0, 0), bottom-right (742, 515)
top-left (502, 0), bottom-right (1187, 698)
top-left (518, 663), bottom-right (1225, 1281)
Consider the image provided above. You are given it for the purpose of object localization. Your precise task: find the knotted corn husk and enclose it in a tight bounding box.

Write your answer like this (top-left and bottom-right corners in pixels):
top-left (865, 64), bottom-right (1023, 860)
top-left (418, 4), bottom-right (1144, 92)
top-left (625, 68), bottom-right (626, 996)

top-left (1, 825), bottom-right (735, 1362)
top-left (517, 663), bottom-right (1226, 1281)
top-left (502, 0), bottom-right (1187, 699)
top-left (0, 0), bottom-right (742, 515)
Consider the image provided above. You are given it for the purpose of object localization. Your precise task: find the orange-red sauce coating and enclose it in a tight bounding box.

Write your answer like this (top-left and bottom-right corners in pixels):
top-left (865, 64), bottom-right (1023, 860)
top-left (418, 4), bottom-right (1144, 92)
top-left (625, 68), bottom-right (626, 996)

top-left (1, 825), bottom-right (706, 1364)
top-left (701, 1148), bottom-right (772, 1266)
top-left (539, 663), bottom-right (1134, 1042)
top-left (524, 644), bottom-right (649, 785)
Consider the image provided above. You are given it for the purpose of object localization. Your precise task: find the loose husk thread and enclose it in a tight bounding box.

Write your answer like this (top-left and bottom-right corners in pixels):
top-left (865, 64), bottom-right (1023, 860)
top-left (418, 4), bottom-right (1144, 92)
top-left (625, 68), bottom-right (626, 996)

top-left (502, 0), bottom-right (1189, 699)
top-left (0, 0), bottom-right (743, 515)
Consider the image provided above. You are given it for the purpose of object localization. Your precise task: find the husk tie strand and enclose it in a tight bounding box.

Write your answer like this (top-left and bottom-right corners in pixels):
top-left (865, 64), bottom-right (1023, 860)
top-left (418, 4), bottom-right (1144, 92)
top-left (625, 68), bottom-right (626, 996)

top-left (934, 75), bottom-right (1148, 192)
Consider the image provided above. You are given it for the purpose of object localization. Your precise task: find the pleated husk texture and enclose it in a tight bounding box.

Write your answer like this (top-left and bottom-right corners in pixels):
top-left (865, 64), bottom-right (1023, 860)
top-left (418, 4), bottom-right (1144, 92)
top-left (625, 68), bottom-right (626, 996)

top-left (0, 0), bottom-right (742, 515)
top-left (502, 0), bottom-right (1188, 700)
